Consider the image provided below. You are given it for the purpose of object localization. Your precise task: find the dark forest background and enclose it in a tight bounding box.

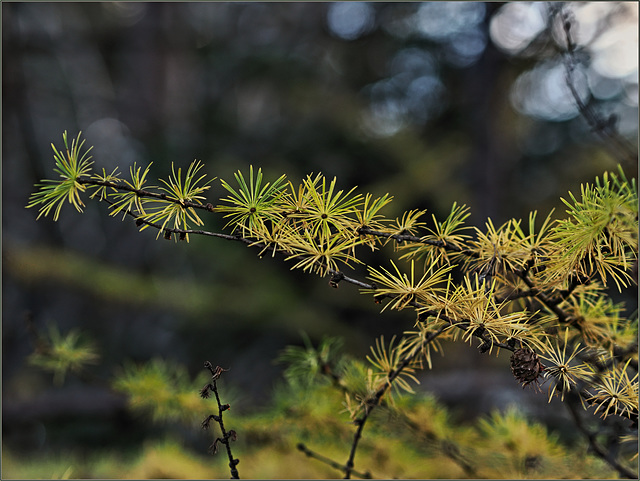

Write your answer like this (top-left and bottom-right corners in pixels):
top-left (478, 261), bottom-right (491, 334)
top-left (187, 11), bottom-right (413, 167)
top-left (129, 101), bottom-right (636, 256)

top-left (2, 2), bottom-right (638, 478)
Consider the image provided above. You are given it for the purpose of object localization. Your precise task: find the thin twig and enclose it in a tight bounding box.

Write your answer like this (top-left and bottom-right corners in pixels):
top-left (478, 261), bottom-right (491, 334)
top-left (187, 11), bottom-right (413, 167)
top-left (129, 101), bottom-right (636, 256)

top-left (80, 178), bottom-right (213, 212)
top-left (201, 362), bottom-right (239, 479)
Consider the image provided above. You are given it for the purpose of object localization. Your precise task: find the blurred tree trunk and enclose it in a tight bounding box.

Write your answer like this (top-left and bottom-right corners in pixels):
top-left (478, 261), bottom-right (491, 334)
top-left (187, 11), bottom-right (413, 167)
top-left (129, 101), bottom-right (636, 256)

top-left (464, 2), bottom-right (516, 225)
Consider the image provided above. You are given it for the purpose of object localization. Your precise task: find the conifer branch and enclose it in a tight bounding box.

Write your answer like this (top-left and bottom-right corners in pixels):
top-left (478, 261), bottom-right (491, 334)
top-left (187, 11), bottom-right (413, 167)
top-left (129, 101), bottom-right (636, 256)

top-left (21, 3), bottom-right (640, 475)
top-left (103, 193), bottom-right (585, 336)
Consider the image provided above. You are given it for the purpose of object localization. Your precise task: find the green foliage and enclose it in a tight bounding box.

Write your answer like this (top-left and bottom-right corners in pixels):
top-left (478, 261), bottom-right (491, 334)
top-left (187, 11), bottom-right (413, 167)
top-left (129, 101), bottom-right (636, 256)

top-left (112, 358), bottom-right (211, 424)
top-left (551, 167), bottom-right (638, 290)
top-left (476, 407), bottom-right (577, 478)
top-left (26, 131), bottom-right (93, 220)
top-left (364, 259), bottom-right (453, 311)
top-left (398, 201), bottom-right (471, 266)
top-left (141, 160), bottom-right (213, 240)
top-left (296, 174), bottom-right (363, 240)
top-left (355, 193), bottom-right (394, 247)
top-left (107, 162), bottom-right (153, 218)
top-left (0, 374), bottom-right (620, 479)
top-left (278, 333), bottom-right (346, 389)
top-left (589, 358), bottom-right (639, 420)
top-left (217, 165), bottom-right (288, 237)
top-left (254, 359), bottom-right (618, 479)
top-left (28, 323), bottom-right (99, 386)
top-left (366, 335), bottom-right (419, 397)
top-left (539, 329), bottom-right (593, 402)
top-left (90, 166), bottom-right (122, 202)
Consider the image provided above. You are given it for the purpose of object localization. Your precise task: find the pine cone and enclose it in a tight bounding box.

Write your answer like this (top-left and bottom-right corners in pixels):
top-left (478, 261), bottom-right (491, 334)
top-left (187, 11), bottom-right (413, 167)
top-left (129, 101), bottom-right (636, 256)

top-left (510, 348), bottom-right (544, 387)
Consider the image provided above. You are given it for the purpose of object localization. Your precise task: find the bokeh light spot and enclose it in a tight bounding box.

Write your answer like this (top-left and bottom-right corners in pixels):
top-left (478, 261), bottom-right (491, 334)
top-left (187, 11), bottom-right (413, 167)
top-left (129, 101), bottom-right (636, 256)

top-left (591, 23), bottom-right (639, 79)
top-left (490, 2), bottom-right (547, 54)
top-left (415, 2), bottom-right (485, 40)
top-left (511, 61), bottom-right (590, 121)
top-left (327, 2), bottom-right (375, 41)
top-left (445, 27), bottom-right (488, 67)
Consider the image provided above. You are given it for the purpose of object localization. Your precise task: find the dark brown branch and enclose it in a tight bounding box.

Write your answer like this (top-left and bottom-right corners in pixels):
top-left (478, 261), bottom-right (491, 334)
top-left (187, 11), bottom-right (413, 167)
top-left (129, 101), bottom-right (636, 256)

top-left (357, 227), bottom-right (476, 257)
top-left (101, 197), bottom-right (249, 243)
top-left (79, 178), bottom-right (213, 212)
top-left (296, 324), bottom-right (450, 480)
top-left (513, 268), bottom-right (570, 324)
top-left (310, 339), bottom-right (478, 477)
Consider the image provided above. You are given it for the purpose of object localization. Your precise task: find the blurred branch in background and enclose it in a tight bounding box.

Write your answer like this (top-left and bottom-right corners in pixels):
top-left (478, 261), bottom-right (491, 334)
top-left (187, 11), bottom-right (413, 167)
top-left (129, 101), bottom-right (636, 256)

top-left (556, 3), bottom-right (638, 166)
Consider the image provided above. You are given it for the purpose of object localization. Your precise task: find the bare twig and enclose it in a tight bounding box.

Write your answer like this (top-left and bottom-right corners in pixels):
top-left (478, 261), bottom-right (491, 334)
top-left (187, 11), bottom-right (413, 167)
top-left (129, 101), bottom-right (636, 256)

top-left (201, 361), bottom-right (239, 479)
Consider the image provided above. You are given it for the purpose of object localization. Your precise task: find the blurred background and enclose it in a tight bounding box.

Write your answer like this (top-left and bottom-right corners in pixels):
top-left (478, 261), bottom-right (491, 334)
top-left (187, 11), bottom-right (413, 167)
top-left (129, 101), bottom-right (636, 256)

top-left (2, 1), bottom-right (638, 478)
